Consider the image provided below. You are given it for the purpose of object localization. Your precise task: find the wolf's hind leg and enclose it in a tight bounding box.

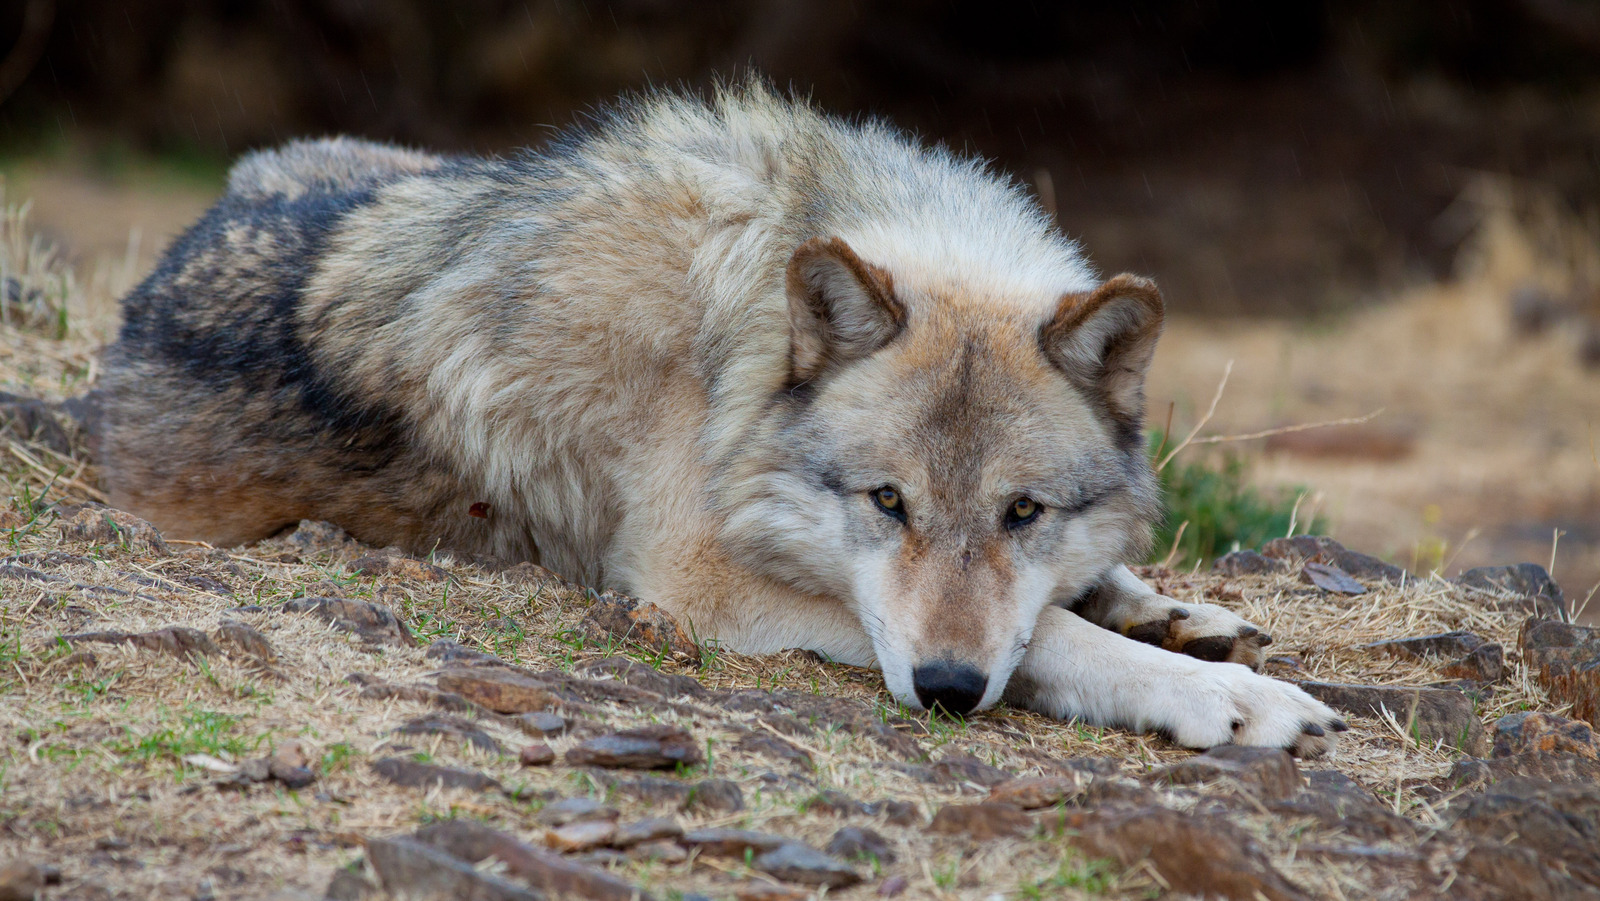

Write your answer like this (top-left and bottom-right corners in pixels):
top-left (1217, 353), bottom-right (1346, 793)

top-left (1007, 605), bottom-right (1345, 756)
top-left (1070, 565), bottom-right (1272, 670)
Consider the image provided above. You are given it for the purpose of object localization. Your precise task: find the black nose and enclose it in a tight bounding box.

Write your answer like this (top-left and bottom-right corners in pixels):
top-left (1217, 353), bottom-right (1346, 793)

top-left (912, 662), bottom-right (988, 716)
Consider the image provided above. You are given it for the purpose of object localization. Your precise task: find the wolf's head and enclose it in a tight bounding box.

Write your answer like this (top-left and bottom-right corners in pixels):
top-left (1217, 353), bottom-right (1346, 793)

top-left (724, 236), bottom-right (1163, 715)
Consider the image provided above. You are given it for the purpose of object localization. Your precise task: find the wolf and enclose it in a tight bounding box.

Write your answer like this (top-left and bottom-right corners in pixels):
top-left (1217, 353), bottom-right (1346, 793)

top-left (100, 83), bottom-right (1345, 754)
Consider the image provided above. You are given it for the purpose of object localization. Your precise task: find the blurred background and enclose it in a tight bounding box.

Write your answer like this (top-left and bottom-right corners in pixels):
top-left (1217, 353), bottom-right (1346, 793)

top-left (1, 0), bottom-right (1598, 609)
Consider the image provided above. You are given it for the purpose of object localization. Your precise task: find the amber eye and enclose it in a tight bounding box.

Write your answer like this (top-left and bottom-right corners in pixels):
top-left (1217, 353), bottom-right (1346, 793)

top-left (1007, 496), bottom-right (1041, 528)
top-left (872, 486), bottom-right (907, 522)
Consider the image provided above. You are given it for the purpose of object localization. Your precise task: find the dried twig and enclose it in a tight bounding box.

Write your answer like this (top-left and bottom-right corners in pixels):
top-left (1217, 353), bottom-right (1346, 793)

top-left (1156, 360), bottom-right (1231, 471)
top-left (1184, 409), bottom-right (1385, 446)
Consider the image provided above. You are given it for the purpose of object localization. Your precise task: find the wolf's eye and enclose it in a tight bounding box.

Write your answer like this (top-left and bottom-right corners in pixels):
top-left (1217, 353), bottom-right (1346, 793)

top-left (1006, 496), bottom-right (1042, 528)
top-left (872, 486), bottom-right (907, 522)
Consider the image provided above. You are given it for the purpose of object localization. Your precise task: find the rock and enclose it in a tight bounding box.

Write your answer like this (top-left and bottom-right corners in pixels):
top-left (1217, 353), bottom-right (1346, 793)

top-left (214, 620), bottom-right (277, 664)
top-left (566, 725), bottom-right (703, 769)
top-left (1212, 550), bottom-right (1289, 577)
top-left (434, 668), bottom-right (561, 714)
top-left (545, 819), bottom-right (617, 853)
top-left (519, 743), bottom-right (555, 766)
top-left (55, 503), bottom-right (170, 555)
top-left (1261, 535), bottom-right (1408, 583)
top-left (610, 818), bottom-right (682, 848)
top-left (825, 826), bottom-right (895, 864)
top-left (1452, 753), bottom-right (1600, 788)
top-left (986, 774), bottom-right (1089, 809)
top-left (579, 592), bottom-right (701, 664)
top-left (930, 753), bottom-right (1012, 788)
top-left (753, 842), bottom-right (863, 889)
top-left (1267, 771), bottom-right (1416, 843)
top-left (867, 800), bottom-right (921, 826)
top-left (627, 840), bottom-right (687, 863)
top-left (1441, 643), bottom-right (1506, 682)
top-left (802, 789), bottom-right (870, 817)
top-left (349, 552), bottom-right (448, 583)
top-left (607, 777), bottom-right (690, 807)
top-left (1492, 712), bottom-right (1599, 760)
top-left (732, 732), bottom-right (813, 770)
top-left (573, 657), bottom-right (706, 698)
top-left (238, 757), bottom-right (272, 782)
top-left (395, 714), bottom-right (505, 754)
top-left (280, 520), bottom-right (360, 557)
top-left (1155, 745), bottom-right (1302, 801)
top-left (370, 757), bottom-right (501, 793)
top-left (537, 797), bottom-right (619, 826)
top-left (63, 626), bottom-right (220, 660)
top-left (500, 561), bottom-right (571, 589)
top-left (1062, 807), bottom-right (1309, 901)
top-left (1448, 840), bottom-right (1599, 901)
top-left (684, 778), bottom-right (743, 813)
top-left (281, 597), bottom-right (416, 647)
top-left (365, 836), bottom-right (542, 901)
top-left (732, 882), bottom-right (810, 901)
top-left (323, 866), bottom-right (378, 901)
top-left (1364, 631), bottom-right (1486, 660)
top-left (347, 673), bottom-right (479, 713)
top-left (1300, 562), bottom-right (1367, 595)
top-left (1449, 792), bottom-right (1600, 887)
top-left (1296, 681), bottom-right (1488, 754)
top-left (268, 740), bottom-right (316, 789)
top-left (1520, 620), bottom-right (1600, 727)
top-left (0, 862), bottom-right (61, 901)
top-left (877, 875), bottom-right (909, 897)
top-left (1458, 564), bottom-right (1567, 619)
top-left (413, 820), bottom-right (651, 901)
top-left (678, 828), bottom-right (789, 857)
top-left (516, 712), bottom-right (569, 737)
top-left (929, 802), bottom-right (1034, 841)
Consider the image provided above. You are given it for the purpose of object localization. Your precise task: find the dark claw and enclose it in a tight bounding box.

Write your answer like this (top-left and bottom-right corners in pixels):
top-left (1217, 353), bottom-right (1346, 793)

top-left (1302, 722), bottom-right (1325, 736)
top-left (1256, 632), bottom-right (1274, 647)
top-left (1180, 635), bottom-right (1234, 662)
top-left (1169, 608), bottom-right (1191, 621)
top-left (1329, 718), bottom-right (1350, 732)
top-left (1239, 626), bottom-right (1258, 639)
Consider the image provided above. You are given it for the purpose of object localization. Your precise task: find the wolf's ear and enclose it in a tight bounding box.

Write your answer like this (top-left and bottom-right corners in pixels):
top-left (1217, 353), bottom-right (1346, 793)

top-left (1041, 274), bottom-right (1164, 422)
top-left (786, 237), bottom-right (905, 383)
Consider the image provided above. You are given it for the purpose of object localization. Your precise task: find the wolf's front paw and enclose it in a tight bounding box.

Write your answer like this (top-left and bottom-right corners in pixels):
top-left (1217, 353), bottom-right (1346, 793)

top-left (1167, 665), bottom-right (1348, 758)
top-left (1123, 597), bottom-right (1273, 671)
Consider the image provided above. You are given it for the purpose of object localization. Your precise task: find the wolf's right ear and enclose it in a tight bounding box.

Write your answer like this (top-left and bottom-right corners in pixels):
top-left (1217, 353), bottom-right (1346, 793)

top-left (1041, 274), bottom-right (1164, 423)
top-left (786, 237), bottom-right (905, 383)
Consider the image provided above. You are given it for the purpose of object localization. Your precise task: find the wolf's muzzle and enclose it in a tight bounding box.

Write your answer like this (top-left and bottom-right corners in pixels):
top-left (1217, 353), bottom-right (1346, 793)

top-left (912, 661), bottom-right (987, 716)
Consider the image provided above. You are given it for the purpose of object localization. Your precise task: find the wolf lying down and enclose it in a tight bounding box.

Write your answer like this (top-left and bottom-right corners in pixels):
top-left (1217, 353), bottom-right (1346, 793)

top-left (101, 82), bottom-right (1345, 755)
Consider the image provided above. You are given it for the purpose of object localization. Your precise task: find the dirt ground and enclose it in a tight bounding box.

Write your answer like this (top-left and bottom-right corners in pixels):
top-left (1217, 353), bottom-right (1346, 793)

top-left (4, 156), bottom-right (1597, 619)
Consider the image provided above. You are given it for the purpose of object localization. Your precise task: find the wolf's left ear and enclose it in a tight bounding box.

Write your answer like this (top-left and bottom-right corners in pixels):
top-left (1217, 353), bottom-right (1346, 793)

top-left (1041, 274), bottom-right (1164, 422)
top-left (786, 237), bottom-right (906, 383)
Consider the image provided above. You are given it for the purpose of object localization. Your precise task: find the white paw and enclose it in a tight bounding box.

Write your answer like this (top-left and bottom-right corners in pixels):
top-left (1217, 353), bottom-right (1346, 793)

top-left (1162, 662), bottom-right (1347, 757)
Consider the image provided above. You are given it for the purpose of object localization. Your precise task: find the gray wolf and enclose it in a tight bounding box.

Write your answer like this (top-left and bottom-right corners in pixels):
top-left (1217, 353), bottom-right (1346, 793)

top-left (100, 82), bottom-right (1344, 754)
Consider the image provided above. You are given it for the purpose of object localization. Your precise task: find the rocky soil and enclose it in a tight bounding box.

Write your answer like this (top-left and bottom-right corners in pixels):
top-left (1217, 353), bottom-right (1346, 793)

top-left (1, 499), bottom-right (1598, 900)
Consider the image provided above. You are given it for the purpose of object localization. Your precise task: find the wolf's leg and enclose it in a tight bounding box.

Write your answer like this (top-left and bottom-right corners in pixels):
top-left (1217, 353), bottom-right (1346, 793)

top-left (1070, 565), bottom-right (1272, 670)
top-left (1008, 605), bottom-right (1345, 755)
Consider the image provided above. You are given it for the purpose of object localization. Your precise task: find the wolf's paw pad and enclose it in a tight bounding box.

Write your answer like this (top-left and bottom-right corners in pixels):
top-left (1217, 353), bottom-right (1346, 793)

top-left (1123, 600), bottom-right (1271, 671)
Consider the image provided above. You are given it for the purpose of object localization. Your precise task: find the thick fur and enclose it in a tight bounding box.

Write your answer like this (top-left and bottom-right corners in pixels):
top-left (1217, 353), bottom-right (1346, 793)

top-left (101, 83), bottom-right (1343, 754)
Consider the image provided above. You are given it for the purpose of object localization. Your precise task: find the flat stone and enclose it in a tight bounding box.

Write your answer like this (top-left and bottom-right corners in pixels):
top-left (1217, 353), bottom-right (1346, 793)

top-left (1262, 535), bottom-right (1407, 583)
top-left (732, 732), bottom-right (813, 770)
top-left (1300, 562), bottom-right (1367, 595)
top-left (573, 657), bottom-right (706, 698)
top-left (347, 673), bottom-right (479, 713)
top-left (610, 818), bottom-right (682, 848)
top-left (802, 789), bottom-right (870, 817)
top-left (412, 820), bottom-right (652, 901)
top-left (282, 597), bottom-right (416, 647)
top-left (370, 757), bottom-right (501, 793)
top-left (1267, 771), bottom-right (1417, 843)
top-left (64, 626), bottom-right (221, 660)
top-left (1061, 807), bottom-right (1309, 901)
top-left (434, 668), bottom-right (562, 714)
top-left (683, 778), bottom-right (743, 813)
top-left (1492, 712), bottom-right (1599, 759)
top-left (678, 828), bottom-right (790, 857)
top-left (214, 620), bottom-right (277, 663)
top-left (394, 714), bottom-right (505, 754)
top-left (280, 520), bottom-right (360, 557)
top-left (1457, 563), bottom-right (1566, 619)
top-left (1212, 549), bottom-right (1289, 577)
top-left (536, 797), bottom-right (620, 826)
top-left (753, 843), bottom-right (863, 889)
top-left (1296, 681), bottom-right (1488, 754)
top-left (1364, 631), bottom-right (1486, 660)
top-left (1520, 620), bottom-right (1600, 727)
top-left (545, 819), bottom-right (617, 853)
top-left (866, 800), bottom-right (921, 826)
top-left (55, 503), bottom-right (170, 555)
top-left (579, 591), bottom-right (701, 664)
top-left (520, 743), bottom-right (556, 766)
top-left (365, 836), bottom-right (541, 901)
top-left (516, 712), bottom-right (569, 737)
top-left (986, 774), bottom-right (1089, 809)
top-left (1448, 840), bottom-right (1599, 901)
top-left (425, 640), bottom-right (507, 666)
top-left (929, 802), bottom-right (1034, 841)
top-left (268, 740), bottom-right (316, 789)
top-left (349, 552), bottom-right (448, 583)
top-left (565, 725), bottom-right (702, 769)
top-left (1441, 644), bottom-right (1506, 683)
top-left (1452, 753), bottom-right (1600, 788)
top-left (930, 753), bottom-right (1012, 788)
top-left (627, 840), bottom-right (688, 863)
top-left (607, 777), bottom-right (690, 807)
top-left (1155, 745), bottom-right (1302, 801)
top-left (1449, 792), bottom-right (1600, 887)
top-left (825, 826), bottom-right (895, 864)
